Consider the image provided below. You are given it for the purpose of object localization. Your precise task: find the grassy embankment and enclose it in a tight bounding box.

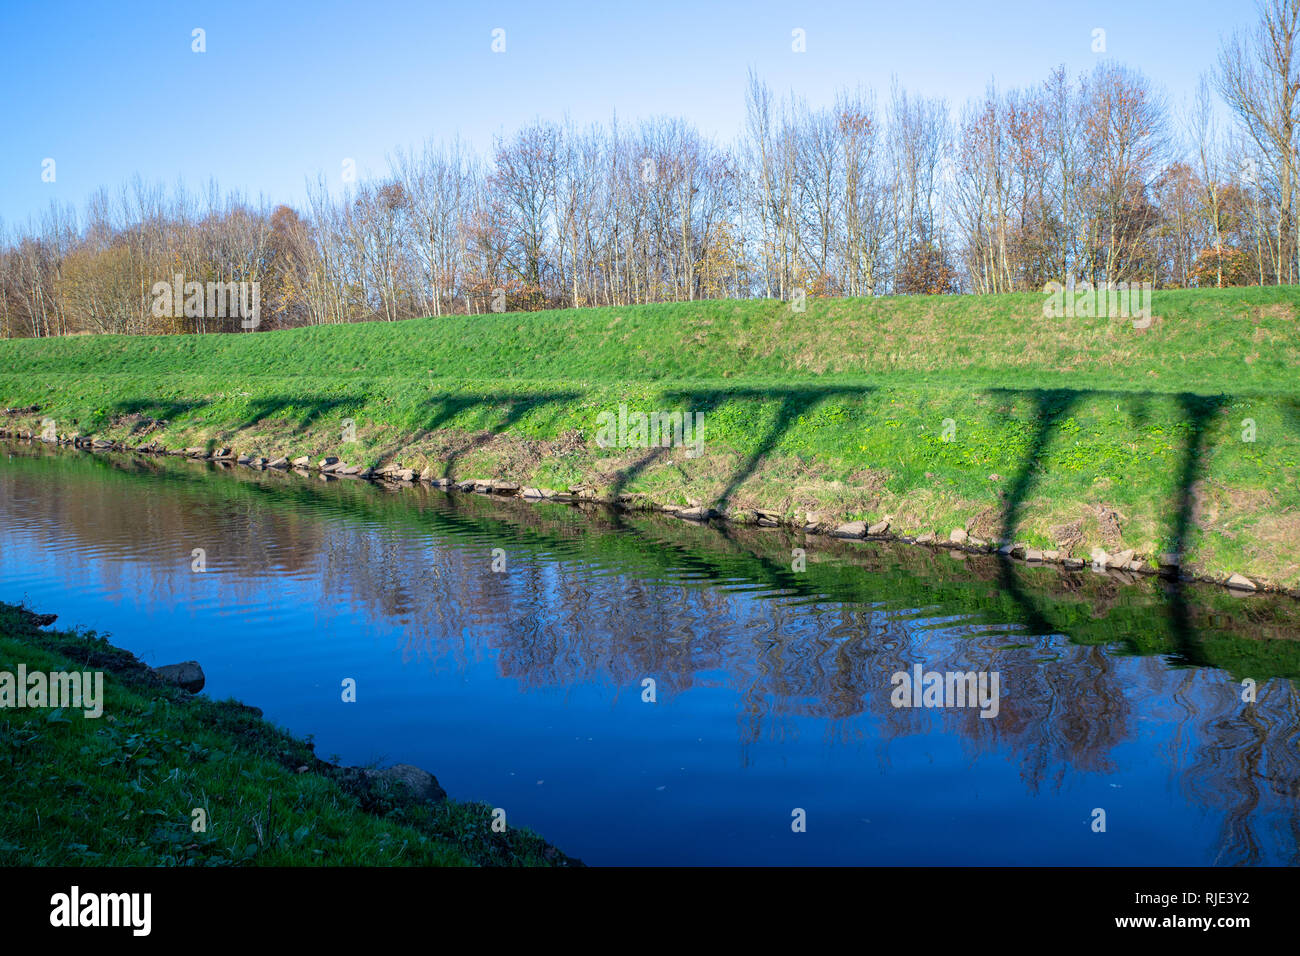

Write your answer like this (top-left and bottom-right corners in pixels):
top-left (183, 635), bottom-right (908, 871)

top-left (1, 288), bottom-right (1298, 588)
top-left (0, 603), bottom-right (576, 866)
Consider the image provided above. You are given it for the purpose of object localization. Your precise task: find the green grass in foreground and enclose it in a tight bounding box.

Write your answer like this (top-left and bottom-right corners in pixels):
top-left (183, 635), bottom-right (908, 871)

top-left (0, 604), bottom-right (575, 866)
top-left (1, 288), bottom-right (1298, 586)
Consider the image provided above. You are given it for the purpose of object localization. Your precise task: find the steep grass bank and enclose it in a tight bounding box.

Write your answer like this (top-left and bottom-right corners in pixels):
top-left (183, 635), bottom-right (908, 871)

top-left (1, 288), bottom-right (1298, 587)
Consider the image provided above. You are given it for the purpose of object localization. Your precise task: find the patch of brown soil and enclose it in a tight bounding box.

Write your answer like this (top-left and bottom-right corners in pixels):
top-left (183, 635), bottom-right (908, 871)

top-left (968, 506), bottom-right (1002, 540)
top-left (1092, 504), bottom-right (1123, 548)
top-left (1189, 480), bottom-right (1219, 530)
top-left (110, 412), bottom-right (168, 437)
top-left (1050, 519), bottom-right (1085, 556)
top-left (1253, 508), bottom-right (1300, 560)
top-left (410, 427), bottom-right (591, 480)
top-left (844, 468), bottom-right (889, 495)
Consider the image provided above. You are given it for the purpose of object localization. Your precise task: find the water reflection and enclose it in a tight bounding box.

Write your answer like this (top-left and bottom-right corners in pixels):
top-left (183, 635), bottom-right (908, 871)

top-left (1, 442), bottom-right (1298, 865)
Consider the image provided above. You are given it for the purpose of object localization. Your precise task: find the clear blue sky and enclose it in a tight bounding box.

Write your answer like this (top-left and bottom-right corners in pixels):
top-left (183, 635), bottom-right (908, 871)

top-left (0, 0), bottom-right (1256, 226)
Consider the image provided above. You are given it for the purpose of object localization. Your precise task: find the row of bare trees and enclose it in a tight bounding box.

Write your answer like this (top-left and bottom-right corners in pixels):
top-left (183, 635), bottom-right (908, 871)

top-left (4, 1), bottom-right (1299, 337)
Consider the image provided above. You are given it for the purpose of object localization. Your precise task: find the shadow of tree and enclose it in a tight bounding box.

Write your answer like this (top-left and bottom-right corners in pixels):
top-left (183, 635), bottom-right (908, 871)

top-left (609, 386), bottom-right (874, 509)
top-left (992, 388), bottom-right (1081, 546)
top-left (988, 388), bottom-right (1083, 635)
top-left (988, 385), bottom-right (1230, 651)
top-left (1163, 392), bottom-right (1231, 664)
top-left (440, 391), bottom-right (581, 475)
top-left (103, 398), bottom-right (213, 438)
top-left (367, 390), bottom-right (581, 472)
top-left (108, 397), bottom-right (212, 424)
top-left (230, 393), bottom-right (363, 435)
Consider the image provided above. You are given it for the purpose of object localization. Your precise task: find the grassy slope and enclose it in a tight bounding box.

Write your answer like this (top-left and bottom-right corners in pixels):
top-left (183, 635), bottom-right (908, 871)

top-left (0, 604), bottom-right (575, 866)
top-left (1, 288), bottom-right (1298, 587)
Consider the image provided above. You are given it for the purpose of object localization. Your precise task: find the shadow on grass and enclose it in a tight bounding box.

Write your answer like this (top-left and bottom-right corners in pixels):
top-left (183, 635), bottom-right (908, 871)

top-left (104, 398), bottom-right (213, 435)
top-left (608, 386), bottom-right (873, 509)
top-left (990, 386), bottom-right (1231, 649)
top-left (368, 390), bottom-right (582, 473)
top-left (231, 394), bottom-right (363, 435)
top-left (106, 379), bottom-right (1293, 656)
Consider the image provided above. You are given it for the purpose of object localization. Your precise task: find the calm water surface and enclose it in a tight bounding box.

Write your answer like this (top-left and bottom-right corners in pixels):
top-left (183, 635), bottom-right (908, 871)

top-left (1, 444), bottom-right (1297, 865)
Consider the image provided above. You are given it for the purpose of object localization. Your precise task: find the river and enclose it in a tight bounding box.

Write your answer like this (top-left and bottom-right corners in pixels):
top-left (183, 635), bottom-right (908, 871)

top-left (1, 442), bottom-right (1297, 865)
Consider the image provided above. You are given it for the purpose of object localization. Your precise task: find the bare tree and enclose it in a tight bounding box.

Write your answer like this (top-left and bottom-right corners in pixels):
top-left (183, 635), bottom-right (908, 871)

top-left (1217, 0), bottom-right (1300, 283)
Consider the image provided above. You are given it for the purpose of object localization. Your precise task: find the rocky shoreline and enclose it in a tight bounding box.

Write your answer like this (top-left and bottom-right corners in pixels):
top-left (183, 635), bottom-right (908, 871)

top-left (1, 421), bottom-right (1290, 600)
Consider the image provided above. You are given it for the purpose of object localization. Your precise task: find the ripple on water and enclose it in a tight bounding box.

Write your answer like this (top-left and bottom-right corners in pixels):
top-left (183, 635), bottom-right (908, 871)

top-left (1, 447), bottom-right (1298, 866)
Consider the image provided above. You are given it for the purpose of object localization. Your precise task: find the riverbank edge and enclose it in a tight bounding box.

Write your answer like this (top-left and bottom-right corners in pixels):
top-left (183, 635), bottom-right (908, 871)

top-left (0, 601), bottom-right (583, 867)
top-left (3, 427), bottom-right (1295, 601)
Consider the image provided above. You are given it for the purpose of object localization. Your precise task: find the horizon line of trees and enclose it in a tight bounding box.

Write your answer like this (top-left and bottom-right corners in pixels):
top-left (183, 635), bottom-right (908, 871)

top-left (4, 0), bottom-right (1300, 337)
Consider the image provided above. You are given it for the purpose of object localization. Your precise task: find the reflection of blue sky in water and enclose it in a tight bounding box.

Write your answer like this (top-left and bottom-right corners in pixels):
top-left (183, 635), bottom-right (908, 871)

top-left (1, 448), bottom-right (1296, 865)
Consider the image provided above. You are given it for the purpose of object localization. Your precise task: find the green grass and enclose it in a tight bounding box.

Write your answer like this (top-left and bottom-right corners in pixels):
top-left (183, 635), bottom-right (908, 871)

top-left (2, 288), bottom-right (1299, 587)
top-left (0, 603), bottom-right (577, 866)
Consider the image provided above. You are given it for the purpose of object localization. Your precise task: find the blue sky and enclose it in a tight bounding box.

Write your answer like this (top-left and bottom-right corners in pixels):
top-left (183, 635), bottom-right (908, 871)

top-left (0, 0), bottom-right (1257, 226)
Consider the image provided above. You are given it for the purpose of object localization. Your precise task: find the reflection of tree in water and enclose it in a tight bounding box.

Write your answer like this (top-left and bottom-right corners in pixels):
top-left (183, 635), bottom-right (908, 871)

top-left (1174, 674), bottom-right (1300, 866)
top-left (4, 448), bottom-right (1299, 862)
top-left (402, 551), bottom-right (1143, 792)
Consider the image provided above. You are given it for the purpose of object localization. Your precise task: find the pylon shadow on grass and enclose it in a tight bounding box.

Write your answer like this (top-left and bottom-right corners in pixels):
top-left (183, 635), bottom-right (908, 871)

top-left (608, 386), bottom-right (875, 510)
